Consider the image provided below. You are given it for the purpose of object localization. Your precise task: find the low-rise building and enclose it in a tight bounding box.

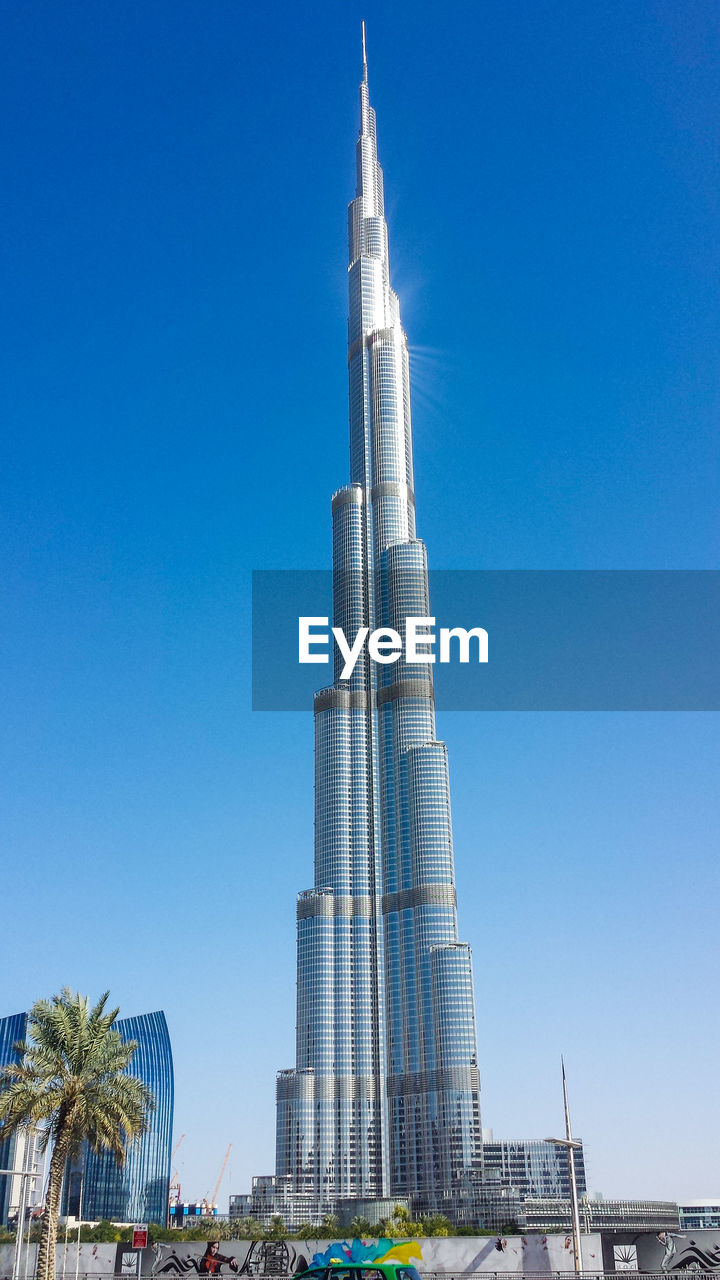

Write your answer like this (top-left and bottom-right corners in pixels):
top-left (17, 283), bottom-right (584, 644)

top-left (0, 1013), bottom-right (46, 1228)
top-left (169, 1200), bottom-right (221, 1227)
top-left (679, 1200), bottom-right (720, 1230)
top-left (522, 1196), bottom-right (679, 1233)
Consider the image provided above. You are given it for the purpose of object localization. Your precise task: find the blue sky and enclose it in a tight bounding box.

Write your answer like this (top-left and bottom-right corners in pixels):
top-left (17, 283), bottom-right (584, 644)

top-left (1, 0), bottom-right (718, 1206)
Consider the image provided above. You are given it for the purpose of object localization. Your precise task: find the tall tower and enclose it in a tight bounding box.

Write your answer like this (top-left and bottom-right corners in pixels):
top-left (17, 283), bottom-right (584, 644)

top-left (275, 30), bottom-right (482, 1220)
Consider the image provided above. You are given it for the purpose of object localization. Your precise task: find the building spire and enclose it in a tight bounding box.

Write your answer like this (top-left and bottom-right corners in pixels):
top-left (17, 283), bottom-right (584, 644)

top-left (361, 20), bottom-right (368, 84)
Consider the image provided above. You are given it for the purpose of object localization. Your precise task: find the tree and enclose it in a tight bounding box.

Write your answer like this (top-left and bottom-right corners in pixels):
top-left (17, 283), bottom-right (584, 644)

top-left (183, 1221), bottom-right (235, 1241)
top-left (267, 1215), bottom-right (287, 1240)
top-left (231, 1216), bottom-right (264, 1240)
top-left (349, 1216), bottom-right (373, 1237)
top-left (0, 990), bottom-right (153, 1280)
top-left (296, 1223), bottom-right (321, 1240)
top-left (422, 1214), bottom-right (452, 1237)
top-left (320, 1214), bottom-right (340, 1238)
top-left (203, 1219), bottom-right (234, 1241)
top-left (377, 1205), bottom-right (426, 1239)
top-left (79, 1220), bottom-right (123, 1242)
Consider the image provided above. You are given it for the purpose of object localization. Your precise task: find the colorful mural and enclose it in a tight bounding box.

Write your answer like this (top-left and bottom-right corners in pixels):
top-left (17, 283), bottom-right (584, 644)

top-left (311, 1241), bottom-right (422, 1268)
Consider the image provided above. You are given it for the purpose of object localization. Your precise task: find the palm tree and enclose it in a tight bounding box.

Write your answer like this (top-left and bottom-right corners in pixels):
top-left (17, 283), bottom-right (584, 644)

top-left (232, 1216), bottom-right (264, 1240)
top-left (422, 1213), bottom-right (452, 1237)
top-left (349, 1216), bottom-right (373, 1237)
top-left (0, 989), bottom-right (153, 1280)
top-left (296, 1223), bottom-right (321, 1241)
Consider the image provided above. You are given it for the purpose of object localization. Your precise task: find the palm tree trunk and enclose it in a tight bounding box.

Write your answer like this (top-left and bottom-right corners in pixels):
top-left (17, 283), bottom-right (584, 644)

top-left (36, 1130), bottom-right (71, 1280)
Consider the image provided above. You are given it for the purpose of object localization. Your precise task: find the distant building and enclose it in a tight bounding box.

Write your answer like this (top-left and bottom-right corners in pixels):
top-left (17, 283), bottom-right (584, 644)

top-left (0, 1013), bottom-right (46, 1228)
top-left (679, 1201), bottom-right (720, 1229)
top-left (483, 1139), bottom-right (587, 1200)
top-left (228, 1194), bottom-right (246, 1221)
top-left (3, 1127), bottom-right (47, 1228)
top-left (169, 1201), bottom-right (220, 1227)
top-left (336, 1198), bottom-right (411, 1228)
top-left (230, 1176), bottom-right (313, 1227)
top-left (522, 1197), bottom-right (679, 1233)
top-left (0, 1012), bottom-right (26, 1226)
top-left (62, 1010), bottom-right (173, 1225)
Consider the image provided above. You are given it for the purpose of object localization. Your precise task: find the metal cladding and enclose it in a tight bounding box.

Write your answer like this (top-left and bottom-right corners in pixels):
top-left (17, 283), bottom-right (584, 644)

top-left (275, 38), bottom-right (482, 1214)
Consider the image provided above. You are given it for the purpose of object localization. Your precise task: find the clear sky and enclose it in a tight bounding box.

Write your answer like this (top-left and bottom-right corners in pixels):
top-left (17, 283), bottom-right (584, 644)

top-left (1, 0), bottom-right (718, 1209)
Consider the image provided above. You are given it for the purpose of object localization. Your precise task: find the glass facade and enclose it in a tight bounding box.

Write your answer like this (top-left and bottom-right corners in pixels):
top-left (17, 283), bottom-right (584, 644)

top-left (0, 1012), bottom-right (27, 1226)
top-left (62, 1010), bottom-right (173, 1225)
top-left (274, 42), bottom-right (482, 1219)
top-left (679, 1202), bottom-right (720, 1229)
top-left (483, 1139), bottom-right (587, 1200)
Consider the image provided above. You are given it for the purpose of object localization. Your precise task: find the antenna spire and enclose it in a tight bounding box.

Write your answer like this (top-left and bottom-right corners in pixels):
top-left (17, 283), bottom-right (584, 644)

top-left (361, 20), bottom-right (368, 83)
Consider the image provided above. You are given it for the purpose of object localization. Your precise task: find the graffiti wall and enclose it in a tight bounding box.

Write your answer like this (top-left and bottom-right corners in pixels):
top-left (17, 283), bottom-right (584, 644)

top-left (5, 1231), bottom-right (720, 1278)
top-left (302, 1235), bottom-right (604, 1274)
top-left (602, 1229), bottom-right (720, 1273)
top-left (0, 1234), bottom-right (604, 1278)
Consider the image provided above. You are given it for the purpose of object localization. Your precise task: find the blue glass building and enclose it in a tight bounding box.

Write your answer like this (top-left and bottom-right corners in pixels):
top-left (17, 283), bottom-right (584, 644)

top-left (62, 1010), bottom-right (173, 1225)
top-left (0, 1012), bottom-right (27, 1226)
top-left (273, 35), bottom-right (482, 1223)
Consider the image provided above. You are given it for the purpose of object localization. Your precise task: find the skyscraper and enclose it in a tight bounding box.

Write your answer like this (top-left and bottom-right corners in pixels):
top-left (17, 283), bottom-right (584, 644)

top-left (62, 1011), bottom-right (173, 1225)
top-left (273, 31), bottom-right (482, 1224)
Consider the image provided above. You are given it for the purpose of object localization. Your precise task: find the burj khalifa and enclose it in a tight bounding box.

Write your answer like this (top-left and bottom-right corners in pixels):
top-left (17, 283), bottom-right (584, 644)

top-left (273, 31), bottom-right (482, 1222)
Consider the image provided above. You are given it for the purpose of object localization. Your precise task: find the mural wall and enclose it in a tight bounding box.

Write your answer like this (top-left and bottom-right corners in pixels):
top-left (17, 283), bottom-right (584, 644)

top-left (0, 1234), bottom-right (601, 1278)
top-left (2, 1231), bottom-right (720, 1278)
top-left (602, 1230), bottom-right (720, 1273)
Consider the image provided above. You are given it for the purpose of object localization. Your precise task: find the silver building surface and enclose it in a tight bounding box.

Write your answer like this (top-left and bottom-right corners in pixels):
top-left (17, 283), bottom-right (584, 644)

top-left (482, 1139), bottom-right (587, 1202)
top-left (270, 34), bottom-right (482, 1225)
top-left (522, 1198), bottom-right (680, 1234)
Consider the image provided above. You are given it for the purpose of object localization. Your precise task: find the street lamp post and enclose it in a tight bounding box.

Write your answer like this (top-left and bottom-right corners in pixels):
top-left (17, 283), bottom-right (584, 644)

top-left (545, 1057), bottom-right (584, 1275)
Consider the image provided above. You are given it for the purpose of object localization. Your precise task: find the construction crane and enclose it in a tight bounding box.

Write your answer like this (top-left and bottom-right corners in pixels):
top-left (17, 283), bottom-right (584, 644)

top-left (171, 1133), bottom-right (186, 1159)
top-left (209, 1143), bottom-right (232, 1208)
